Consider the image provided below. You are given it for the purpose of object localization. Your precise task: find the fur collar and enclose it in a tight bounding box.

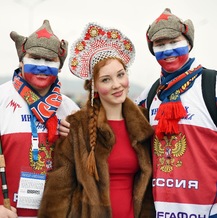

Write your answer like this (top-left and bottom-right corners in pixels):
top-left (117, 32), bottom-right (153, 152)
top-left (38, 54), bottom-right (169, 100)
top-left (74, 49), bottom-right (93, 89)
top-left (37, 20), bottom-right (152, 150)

top-left (96, 97), bottom-right (154, 148)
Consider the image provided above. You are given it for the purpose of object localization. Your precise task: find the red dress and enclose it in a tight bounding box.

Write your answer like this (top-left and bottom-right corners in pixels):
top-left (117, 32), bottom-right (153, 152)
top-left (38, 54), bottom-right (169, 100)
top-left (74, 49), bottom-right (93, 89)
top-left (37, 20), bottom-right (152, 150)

top-left (108, 120), bottom-right (139, 218)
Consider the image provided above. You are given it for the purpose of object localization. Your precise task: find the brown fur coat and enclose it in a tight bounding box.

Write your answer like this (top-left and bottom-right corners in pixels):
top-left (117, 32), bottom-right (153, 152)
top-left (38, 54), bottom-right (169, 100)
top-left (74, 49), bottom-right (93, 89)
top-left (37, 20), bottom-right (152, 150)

top-left (38, 98), bottom-right (156, 218)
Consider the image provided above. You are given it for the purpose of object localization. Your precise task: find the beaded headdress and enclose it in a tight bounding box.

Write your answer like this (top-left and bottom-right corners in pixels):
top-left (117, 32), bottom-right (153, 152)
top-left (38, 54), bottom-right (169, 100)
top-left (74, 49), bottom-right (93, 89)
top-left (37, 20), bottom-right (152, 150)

top-left (69, 23), bottom-right (135, 80)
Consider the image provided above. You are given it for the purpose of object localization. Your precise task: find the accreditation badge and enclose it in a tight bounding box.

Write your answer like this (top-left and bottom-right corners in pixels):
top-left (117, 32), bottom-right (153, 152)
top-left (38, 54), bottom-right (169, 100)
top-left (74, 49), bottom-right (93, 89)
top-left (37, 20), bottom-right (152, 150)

top-left (17, 172), bottom-right (46, 209)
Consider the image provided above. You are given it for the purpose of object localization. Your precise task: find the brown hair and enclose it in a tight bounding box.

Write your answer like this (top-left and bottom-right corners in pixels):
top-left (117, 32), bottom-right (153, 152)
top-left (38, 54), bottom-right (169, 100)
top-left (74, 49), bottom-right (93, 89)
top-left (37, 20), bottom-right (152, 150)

top-left (84, 57), bottom-right (126, 181)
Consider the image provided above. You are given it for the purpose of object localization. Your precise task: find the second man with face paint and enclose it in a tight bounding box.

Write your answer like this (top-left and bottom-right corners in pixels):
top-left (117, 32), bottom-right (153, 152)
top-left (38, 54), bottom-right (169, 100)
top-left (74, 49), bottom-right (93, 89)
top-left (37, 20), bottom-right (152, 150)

top-left (136, 8), bottom-right (217, 216)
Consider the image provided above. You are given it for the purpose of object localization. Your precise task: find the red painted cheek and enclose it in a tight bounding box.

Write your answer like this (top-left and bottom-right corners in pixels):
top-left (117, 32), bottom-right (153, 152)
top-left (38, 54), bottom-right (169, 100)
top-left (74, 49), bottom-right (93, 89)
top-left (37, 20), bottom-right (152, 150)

top-left (158, 54), bottom-right (189, 72)
top-left (123, 80), bottom-right (129, 88)
top-left (24, 73), bottom-right (57, 89)
top-left (98, 87), bottom-right (110, 95)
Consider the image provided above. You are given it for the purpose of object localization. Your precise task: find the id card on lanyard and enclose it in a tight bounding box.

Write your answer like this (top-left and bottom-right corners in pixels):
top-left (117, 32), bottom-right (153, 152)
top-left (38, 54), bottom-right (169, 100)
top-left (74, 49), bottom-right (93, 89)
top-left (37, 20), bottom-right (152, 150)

top-left (17, 111), bottom-right (46, 209)
top-left (17, 172), bottom-right (46, 209)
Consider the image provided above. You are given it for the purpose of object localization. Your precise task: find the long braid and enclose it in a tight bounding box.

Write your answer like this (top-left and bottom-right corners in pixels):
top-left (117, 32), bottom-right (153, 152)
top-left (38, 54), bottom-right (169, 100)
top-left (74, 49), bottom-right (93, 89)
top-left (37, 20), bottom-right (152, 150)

top-left (85, 80), bottom-right (100, 181)
top-left (84, 58), bottom-right (119, 181)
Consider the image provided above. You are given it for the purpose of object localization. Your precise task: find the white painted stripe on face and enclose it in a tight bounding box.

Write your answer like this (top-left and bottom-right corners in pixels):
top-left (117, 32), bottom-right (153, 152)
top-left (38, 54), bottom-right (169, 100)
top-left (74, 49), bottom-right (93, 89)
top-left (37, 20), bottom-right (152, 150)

top-left (153, 40), bottom-right (188, 53)
top-left (23, 57), bottom-right (60, 69)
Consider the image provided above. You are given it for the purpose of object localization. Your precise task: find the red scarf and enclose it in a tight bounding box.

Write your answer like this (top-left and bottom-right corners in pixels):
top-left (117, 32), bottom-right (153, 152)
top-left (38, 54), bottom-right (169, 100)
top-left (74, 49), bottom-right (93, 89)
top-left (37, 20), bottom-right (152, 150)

top-left (155, 62), bottom-right (203, 139)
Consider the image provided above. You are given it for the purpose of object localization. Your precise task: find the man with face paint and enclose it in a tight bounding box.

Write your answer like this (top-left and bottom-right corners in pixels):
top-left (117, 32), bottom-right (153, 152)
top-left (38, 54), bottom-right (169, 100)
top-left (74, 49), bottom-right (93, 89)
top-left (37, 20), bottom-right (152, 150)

top-left (0, 20), bottom-right (79, 217)
top-left (136, 8), bottom-right (217, 217)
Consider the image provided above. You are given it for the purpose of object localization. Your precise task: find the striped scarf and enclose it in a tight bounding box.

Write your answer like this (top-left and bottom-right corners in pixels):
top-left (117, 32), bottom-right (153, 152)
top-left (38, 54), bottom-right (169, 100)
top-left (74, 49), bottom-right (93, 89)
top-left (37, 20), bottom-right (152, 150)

top-left (155, 58), bottom-right (203, 139)
top-left (13, 69), bottom-right (62, 143)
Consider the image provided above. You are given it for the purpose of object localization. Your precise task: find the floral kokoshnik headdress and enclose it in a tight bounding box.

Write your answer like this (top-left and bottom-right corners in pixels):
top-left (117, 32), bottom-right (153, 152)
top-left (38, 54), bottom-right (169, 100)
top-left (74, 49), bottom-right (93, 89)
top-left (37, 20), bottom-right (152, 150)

top-left (68, 23), bottom-right (135, 80)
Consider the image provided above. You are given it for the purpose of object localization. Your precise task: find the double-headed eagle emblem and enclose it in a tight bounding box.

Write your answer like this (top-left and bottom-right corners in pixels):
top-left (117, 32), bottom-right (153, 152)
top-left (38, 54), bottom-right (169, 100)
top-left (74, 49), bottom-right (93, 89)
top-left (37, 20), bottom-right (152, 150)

top-left (154, 133), bottom-right (187, 172)
top-left (29, 142), bottom-right (54, 174)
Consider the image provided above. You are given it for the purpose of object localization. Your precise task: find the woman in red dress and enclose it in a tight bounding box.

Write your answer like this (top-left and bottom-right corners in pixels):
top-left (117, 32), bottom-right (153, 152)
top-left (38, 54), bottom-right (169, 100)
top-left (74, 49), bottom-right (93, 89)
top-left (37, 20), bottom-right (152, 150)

top-left (38, 23), bottom-right (155, 218)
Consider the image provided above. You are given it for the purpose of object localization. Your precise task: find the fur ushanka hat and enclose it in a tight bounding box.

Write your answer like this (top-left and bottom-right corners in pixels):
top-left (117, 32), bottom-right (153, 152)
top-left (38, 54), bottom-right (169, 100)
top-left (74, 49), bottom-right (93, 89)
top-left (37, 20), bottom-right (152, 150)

top-left (10, 20), bottom-right (68, 69)
top-left (146, 8), bottom-right (194, 55)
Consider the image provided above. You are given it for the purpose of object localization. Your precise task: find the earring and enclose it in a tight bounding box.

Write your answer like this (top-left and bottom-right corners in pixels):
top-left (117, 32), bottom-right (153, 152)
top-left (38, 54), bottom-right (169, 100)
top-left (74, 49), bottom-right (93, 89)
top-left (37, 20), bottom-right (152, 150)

top-left (94, 92), bottom-right (99, 98)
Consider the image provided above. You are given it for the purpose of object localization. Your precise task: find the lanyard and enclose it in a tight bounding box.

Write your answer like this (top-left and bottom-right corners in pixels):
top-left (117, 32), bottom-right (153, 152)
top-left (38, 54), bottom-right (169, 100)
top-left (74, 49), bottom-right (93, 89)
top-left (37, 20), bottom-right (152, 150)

top-left (29, 111), bottom-right (39, 162)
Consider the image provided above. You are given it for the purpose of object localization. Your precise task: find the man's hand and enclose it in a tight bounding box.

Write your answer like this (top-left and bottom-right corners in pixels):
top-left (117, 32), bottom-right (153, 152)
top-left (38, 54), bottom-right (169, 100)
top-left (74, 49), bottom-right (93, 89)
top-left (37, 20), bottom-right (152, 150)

top-left (59, 118), bottom-right (70, 137)
top-left (0, 205), bottom-right (18, 218)
top-left (59, 110), bottom-right (77, 137)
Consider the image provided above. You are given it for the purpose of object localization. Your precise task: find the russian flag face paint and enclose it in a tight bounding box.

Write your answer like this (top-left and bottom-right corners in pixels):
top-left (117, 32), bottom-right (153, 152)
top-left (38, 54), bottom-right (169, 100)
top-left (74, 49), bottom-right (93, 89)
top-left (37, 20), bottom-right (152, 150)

top-left (153, 40), bottom-right (190, 72)
top-left (22, 57), bottom-right (60, 91)
top-left (153, 40), bottom-right (189, 61)
top-left (23, 57), bottom-right (60, 76)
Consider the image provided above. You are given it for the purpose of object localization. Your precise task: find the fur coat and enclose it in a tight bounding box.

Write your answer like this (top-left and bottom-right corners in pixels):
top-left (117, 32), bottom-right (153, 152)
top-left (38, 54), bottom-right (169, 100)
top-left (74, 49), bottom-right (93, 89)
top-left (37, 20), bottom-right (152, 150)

top-left (38, 98), bottom-right (156, 218)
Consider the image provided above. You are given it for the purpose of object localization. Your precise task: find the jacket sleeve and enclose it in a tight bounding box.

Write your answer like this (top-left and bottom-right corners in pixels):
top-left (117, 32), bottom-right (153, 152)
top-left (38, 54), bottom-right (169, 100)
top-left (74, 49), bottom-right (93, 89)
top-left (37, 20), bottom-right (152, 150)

top-left (38, 133), bottom-right (76, 218)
